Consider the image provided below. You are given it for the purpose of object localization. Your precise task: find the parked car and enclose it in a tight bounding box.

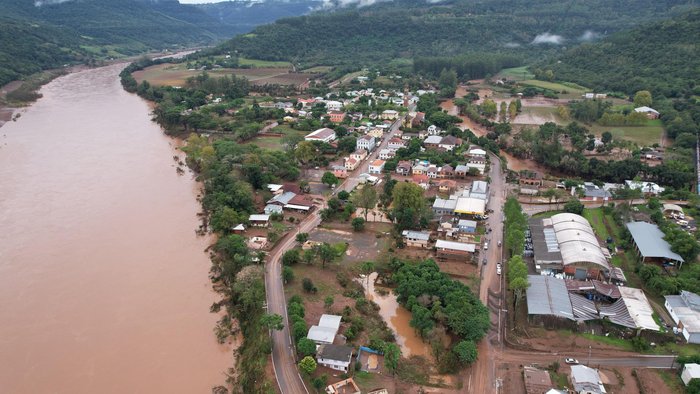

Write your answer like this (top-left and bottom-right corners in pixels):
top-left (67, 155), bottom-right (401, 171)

top-left (565, 358), bottom-right (579, 364)
top-left (496, 266), bottom-right (502, 275)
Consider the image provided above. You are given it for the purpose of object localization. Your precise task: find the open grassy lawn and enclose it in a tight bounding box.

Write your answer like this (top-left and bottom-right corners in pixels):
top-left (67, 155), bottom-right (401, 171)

top-left (589, 122), bottom-right (664, 146)
top-left (302, 66), bottom-right (334, 73)
top-left (243, 135), bottom-right (284, 150)
top-left (133, 63), bottom-right (292, 87)
top-left (498, 66), bottom-right (534, 80)
top-left (238, 57), bottom-right (292, 68)
top-left (521, 80), bottom-right (588, 95)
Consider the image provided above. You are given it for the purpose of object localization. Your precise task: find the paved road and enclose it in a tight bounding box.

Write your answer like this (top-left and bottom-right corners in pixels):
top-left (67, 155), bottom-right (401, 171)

top-left (265, 210), bottom-right (322, 394)
top-left (496, 350), bottom-right (677, 369)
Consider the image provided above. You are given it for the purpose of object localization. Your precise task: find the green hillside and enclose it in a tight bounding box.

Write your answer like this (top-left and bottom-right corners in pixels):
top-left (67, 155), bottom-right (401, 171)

top-left (219, 0), bottom-right (698, 69)
top-left (547, 8), bottom-right (700, 98)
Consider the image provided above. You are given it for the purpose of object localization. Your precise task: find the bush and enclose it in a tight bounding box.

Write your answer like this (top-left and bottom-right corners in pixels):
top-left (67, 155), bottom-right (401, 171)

top-left (293, 321), bottom-right (308, 341)
top-left (283, 266), bottom-right (294, 283)
top-left (296, 337), bottom-right (317, 357)
top-left (282, 249), bottom-right (300, 265)
top-left (302, 277), bottom-right (318, 293)
top-left (336, 271), bottom-right (350, 287)
top-left (352, 217), bottom-right (365, 231)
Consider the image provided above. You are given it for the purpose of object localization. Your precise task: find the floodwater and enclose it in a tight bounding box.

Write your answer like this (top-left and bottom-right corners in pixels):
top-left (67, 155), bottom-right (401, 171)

top-left (361, 273), bottom-right (431, 358)
top-left (0, 64), bottom-right (231, 393)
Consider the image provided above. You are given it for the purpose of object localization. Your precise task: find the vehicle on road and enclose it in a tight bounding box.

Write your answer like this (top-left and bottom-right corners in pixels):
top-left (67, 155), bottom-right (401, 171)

top-left (565, 358), bottom-right (579, 364)
top-left (484, 242), bottom-right (488, 250)
top-left (482, 258), bottom-right (487, 265)
top-left (497, 240), bottom-right (501, 247)
top-left (496, 266), bottom-right (502, 275)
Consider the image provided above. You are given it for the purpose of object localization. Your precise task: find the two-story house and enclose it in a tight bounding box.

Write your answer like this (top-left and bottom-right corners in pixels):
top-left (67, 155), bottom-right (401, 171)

top-left (388, 137), bottom-right (406, 150)
top-left (356, 135), bottom-right (376, 152)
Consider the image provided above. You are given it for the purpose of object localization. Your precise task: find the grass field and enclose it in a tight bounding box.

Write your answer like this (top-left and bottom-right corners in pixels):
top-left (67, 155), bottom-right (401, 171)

top-left (244, 125), bottom-right (307, 150)
top-left (498, 66), bottom-right (534, 80)
top-left (238, 57), bottom-right (292, 68)
top-left (133, 63), bottom-right (314, 87)
top-left (513, 106), bottom-right (565, 125)
top-left (521, 80), bottom-right (588, 95)
top-left (589, 120), bottom-right (664, 146)
top-left (302, 66), bottom-right (334, 73)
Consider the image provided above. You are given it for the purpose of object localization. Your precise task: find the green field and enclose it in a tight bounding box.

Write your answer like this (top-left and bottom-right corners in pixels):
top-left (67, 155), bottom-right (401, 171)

top-left (589, 121), bottom-right (664, 146)
top-left (521, 79), bottom-right (588, 94)
top-left (498, 66), bottom-right (534, 80)
top-left (302, 66), bottom-right (334, 73)
top-left (238, 57), bottom-right (292, 68)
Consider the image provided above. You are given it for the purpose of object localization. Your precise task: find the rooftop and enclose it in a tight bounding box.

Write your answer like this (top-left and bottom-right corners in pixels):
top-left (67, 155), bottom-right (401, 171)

top-left (626, 221), bottom-right (684, 262)
top-left (317, 344), bottom-right (353, 362)
top-left (319, 314), bottom-right (342, 330)
top-left (307, 326), bottom-right (337, 344)
top-left (527, 275), bottom-right (574, 320)
top-left (435, 239), bottom-right (476, 252)
top-left (249, 214), bottom-right (270, 222)
top-left (402, 230), bottom-right (431, 241)
top-left (570, 365), bottom-right (605, 394)
top-left (305, 127), bottom-right (336, 140)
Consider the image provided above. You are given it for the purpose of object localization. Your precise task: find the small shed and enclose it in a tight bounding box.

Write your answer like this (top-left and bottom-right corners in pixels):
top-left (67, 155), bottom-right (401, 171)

top-left (682, 363), bottom-right (700, 385)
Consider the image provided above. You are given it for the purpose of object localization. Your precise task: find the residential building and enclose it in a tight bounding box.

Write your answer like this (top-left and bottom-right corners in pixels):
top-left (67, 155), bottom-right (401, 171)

top-left (378, 148), bottom-right (395, 160)
top-left (332, 164), bottom-right (348, 179)
top-left (264, 204), bottom-right (283, 215)
top-left (316, 344), bottom-right (353, 372)
top-left (424, 135), bottom-right (442, 148)
top-left (285, 195), bottom-right (314, 212)
top-left (267, 184), bottom-right (284, 194)
top-left (468, 148), bottom-right (487, 163)
top-left (625, 180), bottom-right (665, 195)
top-left (570, 365), bottom-right (606, 394)
top-left (634, 106), bottom-right (660, 119)
top-left (426, 165), bottom-right (439, 179)
top-left (681, 364), bottom-right (700, 386)
top-left (438, 179), bottom-right (457, 193)
top-left (381, 109), bottom-right (399, 120)
top-left (439, 164), bottom-right (454, 178)
top-left (298, 98), bottom-right (316, 108)
top-left (345, 157), bottom-right (360, 171)
top-left (388, 137), bottom-right (406, 150)
top-left (368, 159), bottom-right (385, 174)
top-left (268, 191), bottom-right (297, 206)
top-left (396, 160), bottom-right (412, 176)
top-left (470, 181), bottom-right (489, 201)
top-left (368, 127), bottom-right (384, 139)
top-left (411, 111), bottom-right (425, 127)
top-left (305, 128), bottom-right (337, 143)
top-left (466, 162), bottom-right (486, 175)
top-left (325, 100), bottom-right (343, 111)
top-left (328, 111), bottom-right (346, 123)
top-left (454, 164), bottom-right (470, 179)
top-left (249, 214), bottom-right (270, 227)
top-left (433, 197), bottom-right (457, 216)
top-left (350, 149), bottom-right (368, 162)
top-left (412, 163), bottom-right (428, 175)
top-left (665, 291), bottom-right (700, 344)
top-left (412, 174), bottom-right (430, 189)
top-left (356, 135), bottom-right (376, 152)
top-left (524, 366), bottom-right (553, 394)
top-left (439, 135), bottom-right (461, 151)
top-left (580, 182), bottom-right (612, 201)
top-left (457, 219), bottom-right (477, 233)
top-left (231, 223), bottom-right (245, 234)
top-left (402, 230), bottom-right (431, 248)
top-left (427, 125), bottom-right (439, 135)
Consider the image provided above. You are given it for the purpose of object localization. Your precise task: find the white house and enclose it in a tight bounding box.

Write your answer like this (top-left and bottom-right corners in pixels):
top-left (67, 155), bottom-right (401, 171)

top-left (316, 344), bottom-right (353, 372)
top-left (570, 365), bottom-right (606, 394)
top-left (682, 364), bottom-right (700, 386)
top-left (368, 159), bottom-right (385, 174)
top-left (402, 230), bottom-right (431, 248)
top-left (307, 314), bottom-right (342, 345)
top-left (427, 125), bottom-right (440, 135)
top-left (665, 291), bottom-right (700, 344)
top-left (378, 148), bottom-right (395, 160)
top-left (356, 135), bottom-right (376, 152)
top-left (325, 100), bottom-right (343, 111)
top-left (388, 137), bottom-right (406, 150)
top-left (249, 214), bottom-right (270, 227)
top-left (439, 135), bottom-right (461, 151)
top-left (305, 128), bottom-right (337, 143)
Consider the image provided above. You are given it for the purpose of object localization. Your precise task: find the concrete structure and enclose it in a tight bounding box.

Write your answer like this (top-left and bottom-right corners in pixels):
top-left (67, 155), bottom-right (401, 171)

top-left (317, 344), bottom-right (353, 372)
top-left (396, 160), bottom-right (412, 176)
top-left (570, 365), bottom-right (606, 394)
top-left (524, 366), bottom-right (553, 394)
top-left (378, 148), bottom-right (395, 160)
top-left (345, 157), bottom-right (360, 171)
top-left (381, 109), bottom-right (399, 120)
top-left (305, 128), bottom-right (337, 143)
top-left (307, 314), bottom-right (342, 345)
top-left (402, 230), bottom-right (431, 248)
top-left (387, 137), bottom-right (406, 150)
top-left (368, 159), bottom-right (385, 174)
top-left (356, 135), bottom-right (376, 152)
top-left (681, 364), bottom-right (700, 386)
top-left (529, 213), bottom-right (610, 279)
top-left (626, 221), bottom-right (684, 266)
top-left (665, 291), bottom-right (700, 344)
top-left (433, 197), bottom-right (457, 216)
top-left (325, 378), bottom-right (360, 394)
top-left (325, 100), bottom-right (343, 111)
top-left (350, 149), bottom-right (368, 162)
top-left (249, 214), bottom-right (270, 227)
top-left (435, 239), bottom-right (475, 261)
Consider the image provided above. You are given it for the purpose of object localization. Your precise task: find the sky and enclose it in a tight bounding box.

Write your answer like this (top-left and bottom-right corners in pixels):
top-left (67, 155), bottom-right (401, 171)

top-left (180, 0), bottom-right (233, 3)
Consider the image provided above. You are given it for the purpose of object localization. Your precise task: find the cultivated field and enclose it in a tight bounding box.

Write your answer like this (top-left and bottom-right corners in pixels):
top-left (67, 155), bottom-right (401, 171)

top-left (512, 106), bottom-right (565, 125)
top-left (133, 63), bottom-right (316, 87)
top-left (497, 66), bottom-right (534, 80)
top-left (590, 120), bottom-right (665, 146)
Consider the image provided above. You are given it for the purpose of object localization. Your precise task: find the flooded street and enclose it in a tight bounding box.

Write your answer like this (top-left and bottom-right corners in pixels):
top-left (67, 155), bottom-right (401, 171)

top-left (362, 273), bottom-right (431, 358)
top-left (0, 65), bottom-right (230, 393)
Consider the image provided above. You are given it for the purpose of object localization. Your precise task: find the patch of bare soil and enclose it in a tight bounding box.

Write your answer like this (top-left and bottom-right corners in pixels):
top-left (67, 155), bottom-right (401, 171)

top-left (635, 369), bottom-right (676, 394)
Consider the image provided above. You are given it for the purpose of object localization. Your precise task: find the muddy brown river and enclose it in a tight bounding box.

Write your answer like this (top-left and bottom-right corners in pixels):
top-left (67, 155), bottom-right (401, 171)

top-left (0, 64), bottom-right (230, 393)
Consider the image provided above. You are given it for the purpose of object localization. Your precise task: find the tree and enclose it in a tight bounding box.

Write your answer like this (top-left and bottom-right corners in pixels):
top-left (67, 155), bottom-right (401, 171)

top-left (303, 248), bottom-right (316, 265)
top-left (633, 90), bottom-right (653, 107)
top-left (302, 277), bottom-right (317, 293)
top-left (294, 141), bottom-right (316, 164)
top-left (480, 99), bottom-right (498, 118)
top-left (352, 185), bottom-right (378, 220)
top-left (452, 340), bottom-right (478, 366)
top-left (296, 338), bottom-right (317, 357)
top-left (392, 182), bottom-right (425, 213)
top-left (384, 343), bottom-right (401, 375)
top-left (601, 131), bottom-right (612, 144)
top-left (317, 242), bottom-right (336, 268)
top-left (321, 171), bottom-right (339, 187)
top-left (298, 356), bottom-right (317, 375)
top-left (410, 304), bottom-right (434, 337)
top-left (296, 232), bottom-right (309, 244)
top-left (324, 296), bottom-right (334, 310)
top-left (260, 313), bottom-right (284, 330)
top-left (352, 217), bottom-right (365, 231)
top-left (292, 321), bottom-right (308, 341)
top-left (312, 374), bottom-right (328, 391)
top-left (338, 190), bottom-right (350, 200)
top-left (564, 198), bottom-right (584, 215)
top-left (282, 249), bottom-right (300, 265)
top-left (282, 266), bottom-right (294, 283)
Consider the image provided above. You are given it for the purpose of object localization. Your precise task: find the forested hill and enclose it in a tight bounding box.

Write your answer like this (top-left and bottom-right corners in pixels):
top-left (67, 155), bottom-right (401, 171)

top-left (218, 0), bottom-right (698, 68)
top-left (196, 0), bottom-right (323, 35)
top-left (546, 8), bottom-right (700, 98)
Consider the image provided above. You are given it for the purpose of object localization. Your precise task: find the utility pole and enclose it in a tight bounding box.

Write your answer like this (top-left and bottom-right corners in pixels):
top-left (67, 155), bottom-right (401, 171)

top-left (587, 345), bottom-right (592, 365)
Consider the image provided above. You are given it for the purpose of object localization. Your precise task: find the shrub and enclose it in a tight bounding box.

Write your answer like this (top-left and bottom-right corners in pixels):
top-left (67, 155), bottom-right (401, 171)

top-left (302, 278), bottom-right (318, 293)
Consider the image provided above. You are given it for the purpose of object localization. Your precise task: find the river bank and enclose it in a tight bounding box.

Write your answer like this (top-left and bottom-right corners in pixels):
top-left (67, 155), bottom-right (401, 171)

top-left (0, 63), bottom-right (230, 393)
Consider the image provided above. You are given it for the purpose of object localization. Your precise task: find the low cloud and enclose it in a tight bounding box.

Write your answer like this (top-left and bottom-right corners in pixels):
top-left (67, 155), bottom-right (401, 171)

top-left (579, 30), bottom-right (600, 41)
top-left (35, 0), bottom-right (73, 6)
top-left (531, 32), bottom-right (564, 45)
top-left (503, 42), bottom-right (521, 48)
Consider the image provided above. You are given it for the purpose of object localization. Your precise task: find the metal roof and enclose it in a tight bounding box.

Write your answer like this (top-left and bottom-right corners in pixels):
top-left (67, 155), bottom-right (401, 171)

top-left (402, 230), bottom-right (430, 241)
top-left (626, 222), bottom-right (684, 262)
top-left (454, 197), bottom-right (486, 215)
top-left (436, 239), bottom-right (475, 252)
top-left (249, 214), bottom-right (270, 222)
top-left (317, 344), bottom-right (353, 362)
top-left (307, 326), bottom-right (337, 344)
top-left (600, 287), bottom-right (658, 331)
top-left (319, 314), bottom-right (342, 330)
top-left (526, 275), bottom-right (574, 320)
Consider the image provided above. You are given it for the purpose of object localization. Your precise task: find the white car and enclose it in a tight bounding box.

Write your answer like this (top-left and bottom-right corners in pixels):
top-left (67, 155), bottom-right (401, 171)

top-left (496, 266), bottom-right (502, 275)
top-left (565, 358), bottom-right (579, 364)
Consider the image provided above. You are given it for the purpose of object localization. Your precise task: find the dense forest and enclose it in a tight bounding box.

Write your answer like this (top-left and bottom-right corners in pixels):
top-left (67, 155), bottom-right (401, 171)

top-left (546, 8), bottom-right (700, 98)
top-left (219, 0), bottom-right (697, 68)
